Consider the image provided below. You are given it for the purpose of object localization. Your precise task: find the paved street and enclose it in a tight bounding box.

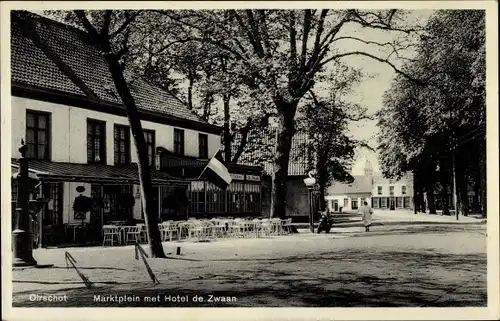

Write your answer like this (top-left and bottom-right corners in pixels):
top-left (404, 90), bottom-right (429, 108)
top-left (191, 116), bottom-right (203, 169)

top-left (12, 221), bottom-right (486, 307)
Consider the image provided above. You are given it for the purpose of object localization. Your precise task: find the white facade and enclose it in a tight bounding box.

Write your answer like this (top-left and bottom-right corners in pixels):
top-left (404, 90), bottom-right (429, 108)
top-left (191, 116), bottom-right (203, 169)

top-left (371, 174), bottom-right (414, 210)
top-left (11, 96), bottom-right (220, 164)
top-left (11, 96), bottom-right (221, 224)
top-left (326, 193), bottom-right (372, 212)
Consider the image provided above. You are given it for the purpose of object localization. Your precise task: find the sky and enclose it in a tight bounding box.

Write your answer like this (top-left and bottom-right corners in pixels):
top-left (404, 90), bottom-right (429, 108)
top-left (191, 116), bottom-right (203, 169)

top-left (33, 9), bottom-right (434, 176)
top-left (330, 10), bottom-right (434, 175)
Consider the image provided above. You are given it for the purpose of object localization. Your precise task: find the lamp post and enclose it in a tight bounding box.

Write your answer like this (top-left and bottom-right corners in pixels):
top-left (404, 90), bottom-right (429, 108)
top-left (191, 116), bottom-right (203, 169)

top-left (269, 116), bottom-right (280, 218)
top-left (12, 139), bottom-right (38, 266)
top-left (303, 171), bottom-right (316, 233)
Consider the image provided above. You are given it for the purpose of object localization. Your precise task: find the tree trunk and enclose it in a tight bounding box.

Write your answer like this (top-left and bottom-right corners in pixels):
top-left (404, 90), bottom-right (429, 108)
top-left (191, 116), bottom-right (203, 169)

top-left (439, 157), bottom-right (450, 216)
top-left (223, 94), bottom-right (232, 163)
top-left (104, 54), bottom-right (166, 258)
top-left (478, 136), bottom-right (487, 217)
top-left (456, 157), bottom-right (470, 216)
top-left (271, 100), bottom-right (299, 219)
top-left (187, 74), bottom-right (194, 110)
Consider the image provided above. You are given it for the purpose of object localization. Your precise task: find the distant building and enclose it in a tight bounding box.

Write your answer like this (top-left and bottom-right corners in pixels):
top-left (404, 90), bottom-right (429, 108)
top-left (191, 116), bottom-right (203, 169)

top-left (325, 159), bottom-right (373, 212)
top-left (325, 159), bottom-right (414, 212)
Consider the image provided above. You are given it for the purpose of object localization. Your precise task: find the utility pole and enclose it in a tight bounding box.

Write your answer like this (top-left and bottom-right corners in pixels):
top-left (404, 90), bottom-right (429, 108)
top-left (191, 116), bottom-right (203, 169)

top-left (269, 117), bottom-right (279, 218)
top-left (451, 136), bottom-right (459, 220)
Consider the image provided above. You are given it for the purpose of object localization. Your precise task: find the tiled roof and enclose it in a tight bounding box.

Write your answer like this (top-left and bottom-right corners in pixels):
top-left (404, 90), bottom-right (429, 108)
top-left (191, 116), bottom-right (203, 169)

top-left (232, 130), bottom-right (310, 176)
top-left (11, 13), bottom-right (209, 125)
top-left (327, 175), bottom-right (372, 195)
top-left (372, 173), bottom-right (413, 185)
top-left (11, 159), bottom-right (187, 185)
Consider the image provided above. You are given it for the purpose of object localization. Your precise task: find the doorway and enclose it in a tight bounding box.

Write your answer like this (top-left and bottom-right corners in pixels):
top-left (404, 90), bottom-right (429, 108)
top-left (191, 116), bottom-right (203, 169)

top-left (390, 197), bottom-right (396, 210)
top-left (333, 200), bottom-right (339, 212)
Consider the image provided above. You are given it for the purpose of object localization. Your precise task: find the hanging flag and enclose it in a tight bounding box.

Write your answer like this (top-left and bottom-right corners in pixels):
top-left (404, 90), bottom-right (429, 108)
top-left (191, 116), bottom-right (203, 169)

top-left (199, 149), bottom-right (232, 190)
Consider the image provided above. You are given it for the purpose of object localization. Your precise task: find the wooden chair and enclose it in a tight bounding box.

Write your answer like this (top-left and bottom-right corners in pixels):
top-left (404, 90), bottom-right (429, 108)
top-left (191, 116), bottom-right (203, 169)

top-left (102, 225), bottom-right (121, 246)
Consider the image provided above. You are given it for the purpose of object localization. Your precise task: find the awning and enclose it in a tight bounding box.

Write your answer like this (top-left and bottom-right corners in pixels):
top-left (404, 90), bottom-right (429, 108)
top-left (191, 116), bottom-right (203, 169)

top-left (10, 159), bottom-right (190, 186)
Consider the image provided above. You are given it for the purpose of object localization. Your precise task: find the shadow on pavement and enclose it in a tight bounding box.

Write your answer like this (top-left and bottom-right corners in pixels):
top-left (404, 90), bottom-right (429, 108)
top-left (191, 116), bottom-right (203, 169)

top-left (12, 248), bottom-right (486, 308)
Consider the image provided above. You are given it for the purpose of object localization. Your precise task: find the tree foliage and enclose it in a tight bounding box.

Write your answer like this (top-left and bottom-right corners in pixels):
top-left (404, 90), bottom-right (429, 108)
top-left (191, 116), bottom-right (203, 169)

top-left (377, 10), bottom-right (486, 215)
top-left (40, 9), bottom-right (167, 256)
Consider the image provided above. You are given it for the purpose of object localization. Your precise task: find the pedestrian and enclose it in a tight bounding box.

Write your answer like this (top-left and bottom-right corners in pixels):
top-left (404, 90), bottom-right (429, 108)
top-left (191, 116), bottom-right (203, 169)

top-left (360, 201), bottom-right (373, 232)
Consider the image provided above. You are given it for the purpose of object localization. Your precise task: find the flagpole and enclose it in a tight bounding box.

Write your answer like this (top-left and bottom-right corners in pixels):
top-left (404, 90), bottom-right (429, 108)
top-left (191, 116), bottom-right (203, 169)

top-left (198, 148), bottom-right (221, 180)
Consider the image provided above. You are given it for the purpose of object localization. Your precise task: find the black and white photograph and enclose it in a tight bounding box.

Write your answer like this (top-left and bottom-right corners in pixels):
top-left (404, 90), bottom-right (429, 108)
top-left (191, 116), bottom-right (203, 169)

top-left (1, 1), bottom-right (498, 320)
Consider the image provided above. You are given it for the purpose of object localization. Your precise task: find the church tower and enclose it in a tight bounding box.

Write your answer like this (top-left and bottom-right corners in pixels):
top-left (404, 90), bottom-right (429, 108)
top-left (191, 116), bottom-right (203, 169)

top-left (363, 157), bottom-right (374, 186)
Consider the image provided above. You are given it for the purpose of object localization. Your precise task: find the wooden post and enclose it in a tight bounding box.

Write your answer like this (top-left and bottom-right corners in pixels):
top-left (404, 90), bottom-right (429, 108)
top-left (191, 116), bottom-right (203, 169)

top-left (38, 183), bottom-right (43, 249)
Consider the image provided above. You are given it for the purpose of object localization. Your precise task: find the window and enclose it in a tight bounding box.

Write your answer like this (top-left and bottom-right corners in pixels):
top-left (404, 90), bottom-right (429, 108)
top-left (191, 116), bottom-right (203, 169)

top-left (377, 186), bottom-right (382, 195)
top-left (343, 198), bottom-right (348, 207)
top-left (174, 129), bottom-right (185, 156)
top-left (381, 197), bottom-right (387, 208)
top-left (389, 186), bottom-right (394, 196)
top-left (87, 119), bottom-right (106, 164)
top-left (144, 130), bottom-right (155, 167)
top-left (373, 197), bottom-right (380, 208)
top-left (198, 133), bottom-right (208, 159)
top-left (114, 125), bottom-right (130, 165)
top-left (26, 111), bottom-right (50, 160)
top-left (351, 199), bottom-right (358, 210)
top-left (42, 182), bottom-right (63, 225)
top-left (396, 197), bottom-right (403, 208)
top-left (402, 185), bottom-right (407, 195)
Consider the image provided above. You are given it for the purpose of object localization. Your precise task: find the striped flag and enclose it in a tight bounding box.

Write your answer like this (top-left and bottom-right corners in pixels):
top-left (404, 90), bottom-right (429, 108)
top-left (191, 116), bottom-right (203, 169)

top-left (199, 149), bottom-right (232, 190)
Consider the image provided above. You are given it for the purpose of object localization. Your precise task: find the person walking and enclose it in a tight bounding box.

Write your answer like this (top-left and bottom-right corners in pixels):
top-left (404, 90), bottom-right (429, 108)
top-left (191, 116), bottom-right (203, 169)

top-left (360, 201), bottom-right (373, 232)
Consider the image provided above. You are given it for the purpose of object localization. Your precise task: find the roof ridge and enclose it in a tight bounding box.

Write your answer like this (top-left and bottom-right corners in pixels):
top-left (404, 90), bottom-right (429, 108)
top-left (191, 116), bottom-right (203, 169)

top-left (12, 11), bottom-right (217, 129)
top-left (15, 10), bottom-right (92, 41)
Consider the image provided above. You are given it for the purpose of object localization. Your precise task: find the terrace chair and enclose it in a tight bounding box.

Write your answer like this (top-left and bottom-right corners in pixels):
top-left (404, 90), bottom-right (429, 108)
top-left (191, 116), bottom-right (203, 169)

top-left (160, 222), bottom-right (177, 242)
top-left (270, 218), bottom-right (282, 235)
top-left (137, 224), bottom-right (148, 243)
top-left (102, 225), bottom-right (121, 246)
top-left (125, 226), bottom-right (141, 244)
top-left (259, 219), bottom-right (273, 237)
top-left (281, 218), bottom-right (293, 235)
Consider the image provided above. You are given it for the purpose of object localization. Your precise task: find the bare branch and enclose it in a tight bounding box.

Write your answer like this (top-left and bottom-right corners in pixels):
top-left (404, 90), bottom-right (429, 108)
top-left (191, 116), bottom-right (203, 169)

top-left (331, 36), bottom-right (417, 61)
top-left (300, 10), bottom-right (312, 70)
top-left (320, 51), bottom-right (428, 86)
top-left (74, 10), bottom-right (100, 42)
top-left (231, 122), bottom-right (252, 163)
top-left (245, 10), bottom-right (265, 56)
top-left (109, 10), bottom-right (142, 38)
top-left (256, 10), bottom-right (272, 58)
top-left (347, 10), bottom-right (422, 34)
top-left (289, 11), bottom-right (298, 71)
top-left (312, 10), bottom-right (328, 53)
top-left (353, 139), bottom-right (376, 152)
top-left (101, 10), bottom-right (112, 36)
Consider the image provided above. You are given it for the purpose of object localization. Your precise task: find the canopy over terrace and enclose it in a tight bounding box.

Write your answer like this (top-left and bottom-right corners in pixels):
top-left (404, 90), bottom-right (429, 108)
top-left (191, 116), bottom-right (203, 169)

top-left (11, 159), bottom-right (190, 186)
